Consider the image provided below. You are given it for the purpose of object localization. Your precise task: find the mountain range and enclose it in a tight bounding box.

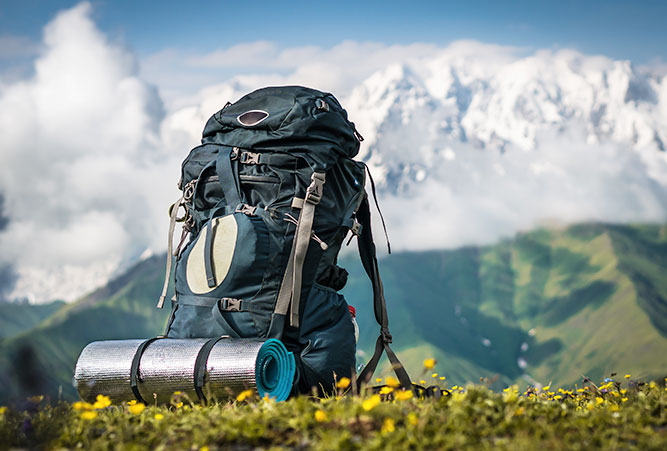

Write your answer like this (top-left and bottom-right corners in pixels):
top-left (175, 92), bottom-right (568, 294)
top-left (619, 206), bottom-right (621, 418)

top-left (1, 221), bottom-right (665, 403)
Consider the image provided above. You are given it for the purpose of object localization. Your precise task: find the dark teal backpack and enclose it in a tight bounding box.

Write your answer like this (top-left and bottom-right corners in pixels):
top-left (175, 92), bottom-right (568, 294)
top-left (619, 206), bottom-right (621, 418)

top-left (157, 86), bottom-right (411, 394)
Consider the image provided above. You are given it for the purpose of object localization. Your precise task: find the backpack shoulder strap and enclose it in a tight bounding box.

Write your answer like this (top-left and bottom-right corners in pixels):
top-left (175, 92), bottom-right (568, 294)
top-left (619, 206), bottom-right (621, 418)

top-left (355, 195), bottom-right (412, 391)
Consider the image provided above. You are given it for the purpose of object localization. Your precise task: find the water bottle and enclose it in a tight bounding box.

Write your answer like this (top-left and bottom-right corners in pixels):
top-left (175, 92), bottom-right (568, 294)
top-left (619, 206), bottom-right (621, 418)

top-left (348, 305), bottom-right (359, 343)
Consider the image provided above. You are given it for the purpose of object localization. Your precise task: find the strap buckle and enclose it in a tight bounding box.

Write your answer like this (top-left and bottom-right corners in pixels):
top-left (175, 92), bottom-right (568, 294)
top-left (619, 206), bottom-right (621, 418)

top-left (235, 203), bottom-right (257, 216)
top-left (220, 297), bottom-right (243, 312)
top-left (230, 147), bottom-right (240, 160)
top-left (350, 219), bottom-right (362, 236)
top-left (305, 172), bottom-right (326, 205)
top-left (240, 151), bottom-right (260, 165)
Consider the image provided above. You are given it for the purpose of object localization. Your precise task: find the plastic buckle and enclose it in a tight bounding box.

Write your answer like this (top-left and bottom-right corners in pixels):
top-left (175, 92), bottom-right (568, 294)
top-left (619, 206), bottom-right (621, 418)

top-left (240, 151), bottom-right (260, 165)
top-left (220, 297), bottom-right (243, 312)
top-left (235, 204), bottom-right (257, 216)
top-left (315, 99), bottom-right (330, 111)
top-left (230, 147), bottom-right (240, 160)
top-left (305, 172), bottom-right (326, 205)
top-left (350, 220), bottom-right (362, 236)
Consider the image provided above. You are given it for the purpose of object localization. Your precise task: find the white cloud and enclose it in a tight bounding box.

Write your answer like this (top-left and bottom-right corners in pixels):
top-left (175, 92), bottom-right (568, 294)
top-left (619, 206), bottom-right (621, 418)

top-left (0, 2), bottom-right (180, 302)
top-left (141, 40), bottom-right (442, 107)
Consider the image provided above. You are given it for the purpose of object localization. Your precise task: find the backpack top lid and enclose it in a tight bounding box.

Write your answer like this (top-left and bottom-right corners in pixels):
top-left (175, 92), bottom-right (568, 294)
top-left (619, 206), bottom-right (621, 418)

top-left (201, 86), bottom-right (361, 170)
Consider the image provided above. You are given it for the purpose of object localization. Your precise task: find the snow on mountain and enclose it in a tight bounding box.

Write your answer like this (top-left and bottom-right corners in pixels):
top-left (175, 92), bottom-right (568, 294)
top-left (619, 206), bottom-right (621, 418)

top-left (343, 46), bottom-right (667, 250)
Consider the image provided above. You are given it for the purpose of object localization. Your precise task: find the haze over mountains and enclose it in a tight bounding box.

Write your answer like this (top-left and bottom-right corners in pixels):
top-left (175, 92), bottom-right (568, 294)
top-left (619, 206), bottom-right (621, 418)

top-left (0, 4), bottom-right (666, 303)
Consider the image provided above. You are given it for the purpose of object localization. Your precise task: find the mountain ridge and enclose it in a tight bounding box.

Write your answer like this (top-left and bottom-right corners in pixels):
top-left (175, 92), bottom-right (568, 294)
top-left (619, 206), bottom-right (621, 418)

top-left (1, 221), bottom-right (665, 403)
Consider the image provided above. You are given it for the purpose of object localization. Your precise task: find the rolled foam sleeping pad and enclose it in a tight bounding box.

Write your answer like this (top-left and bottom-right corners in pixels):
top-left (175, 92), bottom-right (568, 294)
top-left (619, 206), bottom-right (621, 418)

top-left (74, 338), bottom-right (295, 404)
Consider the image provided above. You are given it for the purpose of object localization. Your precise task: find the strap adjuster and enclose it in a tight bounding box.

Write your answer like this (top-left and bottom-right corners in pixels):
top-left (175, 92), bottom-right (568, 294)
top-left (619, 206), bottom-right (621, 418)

top-left (350, 219), bottom-right (362, 236)
top-left (305, 172), bottom-right (326, 205)
top-left (230, 147), bottom-right (240, 160)
top-left (235, 203), bottom-right (257, 216)
top-left (219, 297), bottom-right (243, 312)
top-left (240, 151), bottom-right (260, 165)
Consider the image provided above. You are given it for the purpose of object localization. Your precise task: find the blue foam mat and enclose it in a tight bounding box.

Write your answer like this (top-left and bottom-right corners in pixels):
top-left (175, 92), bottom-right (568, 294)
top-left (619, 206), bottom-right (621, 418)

top-left (255, 338), bottom-right (295, 402)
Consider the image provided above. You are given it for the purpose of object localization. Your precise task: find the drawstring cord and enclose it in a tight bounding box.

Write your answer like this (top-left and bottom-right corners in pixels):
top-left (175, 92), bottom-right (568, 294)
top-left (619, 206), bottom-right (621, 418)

top-left (284, 213), bottom-right (329, 251)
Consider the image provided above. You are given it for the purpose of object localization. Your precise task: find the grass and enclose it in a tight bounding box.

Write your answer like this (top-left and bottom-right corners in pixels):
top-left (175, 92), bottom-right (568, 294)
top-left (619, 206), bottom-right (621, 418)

top-left (1, 374), bottom-right (666, 450)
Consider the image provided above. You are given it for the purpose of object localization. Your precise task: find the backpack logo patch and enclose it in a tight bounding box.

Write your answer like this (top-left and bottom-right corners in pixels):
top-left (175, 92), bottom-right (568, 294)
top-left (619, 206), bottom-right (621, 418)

top-left (237, 110), bottom-right (269, 126)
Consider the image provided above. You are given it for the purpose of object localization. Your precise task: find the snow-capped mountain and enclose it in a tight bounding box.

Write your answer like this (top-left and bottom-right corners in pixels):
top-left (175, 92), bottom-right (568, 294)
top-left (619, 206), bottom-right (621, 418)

top-left (338, 46), bottom-right (667, 251)
top-left (345, 46), bottom-right (667, 193)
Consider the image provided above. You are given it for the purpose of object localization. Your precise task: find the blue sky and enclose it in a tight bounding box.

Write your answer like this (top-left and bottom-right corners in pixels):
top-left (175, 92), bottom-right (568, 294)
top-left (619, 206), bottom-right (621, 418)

top-left (1, 0), bottom-right (666, 63)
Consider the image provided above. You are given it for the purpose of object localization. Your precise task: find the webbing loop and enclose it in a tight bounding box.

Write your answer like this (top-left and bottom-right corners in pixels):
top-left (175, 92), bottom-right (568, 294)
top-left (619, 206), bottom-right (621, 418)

top-left (130, 337), bottom-right (163, 403)
top-left (193, 336), bottom-right (228, 403)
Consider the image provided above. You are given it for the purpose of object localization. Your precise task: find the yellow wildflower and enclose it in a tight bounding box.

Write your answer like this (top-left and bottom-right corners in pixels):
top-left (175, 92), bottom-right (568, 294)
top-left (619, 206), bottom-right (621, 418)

top-left (423, 358), bottom-right (436, 369)
top-left (595, 397), bottom-right (604, 405)
top-left (337, 377), bottom-right (351, 389)
top-left (154, 413), bottom-right (164, 420)
top-left (624, 374), bottom-right (631, 379)
top-left (236, 389), bottom-right (254, 402)
top-left (0, 406), bottom-right (7, 415)
top-left (200, 447), bottom-right (209, 451)
top-left (621, 397), bottom-right (628, 403)
top-left (515, 406), bottom-right (525, 416)
top-left (431, 373), bottom-right (438, 378)
top-left (649, 381), bottom-right (657, 389)
top-left (93, 394), bottom-right (111, 409)
top-left (173, 391), bottom-right (182, 395)
top-left (362, 395), bottom-right (381, 411)
top-left (80, 411), bottom-right (97, 420)
top-left (314, 409), bottom-right (327, 422)
top-left (609, 405), bottom-right (620, 412)
top-left (407, 412), bottom-right (418, 426)
top-left (72, 401), bottom-right (94, 411)
top-left (175, 401), bottom-right (184, 409)
top-left (375, 377), bottom-right (383, 383)
top-left (128, 400), bottom-right (137, 406)
top-left (395, 390), bottom-right (413, 401)
top-left (379, 386), bottom-right (394, 395)
top-left (385, 376), bottom-right (400, 388)
top-left (620, 389), bottom-right (627, 395)
top-left (554, 395), bottom-right (562, 400)
top-left (129, 403), bottom-right (145, 415)
top-left (381, 418), bottom-right (395, 434)
top-left (542, 386), bottom-right (551, 392)
top-left (439, 376), bottom-right (446, 381)
top-left (452, 385), bottom-right (459, 390)
top-left (587, 402), bottom-right (595, 411)
top-left (419, 379), bottom-right (426, 385)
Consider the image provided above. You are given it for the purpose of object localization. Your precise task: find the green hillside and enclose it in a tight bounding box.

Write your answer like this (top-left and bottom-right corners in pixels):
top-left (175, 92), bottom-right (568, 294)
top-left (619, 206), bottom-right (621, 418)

top-left (0, 255), bottom-right (170, 403)
top-left (1, 223), bottom-right (666, 403)
top-left (0, 300), bottom-right (65, 340)
top-left (344, 223), bottom-right (667, 389)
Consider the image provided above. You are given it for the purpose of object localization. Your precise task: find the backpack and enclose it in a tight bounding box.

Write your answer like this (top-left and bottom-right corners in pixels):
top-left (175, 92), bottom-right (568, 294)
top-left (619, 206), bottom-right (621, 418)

top-left (157, 86), bottom-right (411, 395)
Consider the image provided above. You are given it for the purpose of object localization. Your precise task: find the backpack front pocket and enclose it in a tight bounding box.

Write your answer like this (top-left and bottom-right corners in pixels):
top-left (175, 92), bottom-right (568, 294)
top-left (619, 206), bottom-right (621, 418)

top-left (182, 211), bottom-right (270, 300)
